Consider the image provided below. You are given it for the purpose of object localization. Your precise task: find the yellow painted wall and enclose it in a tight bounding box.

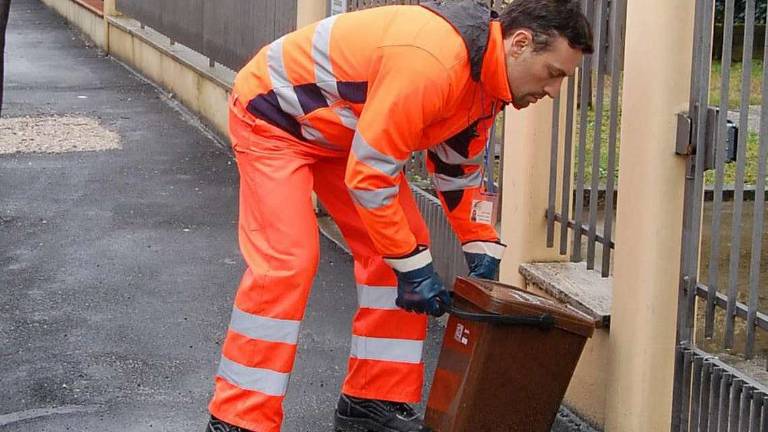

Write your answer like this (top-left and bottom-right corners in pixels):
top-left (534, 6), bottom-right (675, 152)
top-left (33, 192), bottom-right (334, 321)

top-left (604, 0), bottom-right (695, 430)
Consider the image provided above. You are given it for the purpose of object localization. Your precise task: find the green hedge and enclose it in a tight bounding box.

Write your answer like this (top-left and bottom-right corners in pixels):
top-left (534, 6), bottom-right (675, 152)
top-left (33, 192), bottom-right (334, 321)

top-left (713, 24), bottom-right (767, 62)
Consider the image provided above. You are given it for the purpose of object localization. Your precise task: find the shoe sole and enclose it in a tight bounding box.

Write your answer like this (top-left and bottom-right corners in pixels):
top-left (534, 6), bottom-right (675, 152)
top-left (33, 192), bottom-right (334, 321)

top-left (334, 412), bottom-right (402, 432)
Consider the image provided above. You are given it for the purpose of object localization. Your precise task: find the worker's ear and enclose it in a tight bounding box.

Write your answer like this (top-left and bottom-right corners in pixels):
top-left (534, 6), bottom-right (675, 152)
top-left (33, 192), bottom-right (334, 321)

top-left (505, 29), bottom-right (534, 59)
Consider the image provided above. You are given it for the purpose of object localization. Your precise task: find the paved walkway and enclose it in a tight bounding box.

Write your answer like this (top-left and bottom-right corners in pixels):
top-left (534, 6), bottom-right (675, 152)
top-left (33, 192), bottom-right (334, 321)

top-left (0, 1), bottom-right (596, 431)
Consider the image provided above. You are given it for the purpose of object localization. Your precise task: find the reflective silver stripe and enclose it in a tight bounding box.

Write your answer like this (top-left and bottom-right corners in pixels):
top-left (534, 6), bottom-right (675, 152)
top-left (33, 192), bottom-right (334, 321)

top-left (349, 185), bottom-right (399, 210)
top-left (350, 335), bottom-right (423, 364)
top-left (312, 16), bottom-right (360, 131)
top-left (357, 284), bottom-right (398, 310)
top-left (462, 241), bottom-right (506, 259)
top-left (352, 131), bottom-right (405, 177)
top-left (430, 144), bottom-right (485, 165)
top-left (217, 356), bottom-right (290, 396)
top-left (384, 248), bottom-right (432, 273)
top-left (334, 106), bottom-right (358, 130)
top-left (432, 170), bottom-right (484, 191)
top-left (229, 306), bottom-right (301, 345)
top-left (267, 38), bottom-right (303, 117)
top-left (301, 123), bottom-right (335, 147)
top-left (312, 16), bottom-right (339, 99)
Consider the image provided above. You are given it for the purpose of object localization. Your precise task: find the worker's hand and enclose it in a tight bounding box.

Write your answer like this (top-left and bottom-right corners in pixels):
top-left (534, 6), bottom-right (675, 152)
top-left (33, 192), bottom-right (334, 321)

top-left (463, 241), bottom-right (506, 280)
top-left (385, 247), bottom-right (451, 317)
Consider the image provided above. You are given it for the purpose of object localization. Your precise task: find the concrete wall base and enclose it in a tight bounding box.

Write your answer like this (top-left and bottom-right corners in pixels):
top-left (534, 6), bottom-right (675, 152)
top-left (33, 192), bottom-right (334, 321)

top-left (105, 16), bottom-right (233, 138)
top-left (40, 0), bottom-right (106, 49)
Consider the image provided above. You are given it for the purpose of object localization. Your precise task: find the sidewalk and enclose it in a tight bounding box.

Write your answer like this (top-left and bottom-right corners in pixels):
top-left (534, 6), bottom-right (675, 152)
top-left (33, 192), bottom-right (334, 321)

top-left (0, 1), bottom-right (597, 431)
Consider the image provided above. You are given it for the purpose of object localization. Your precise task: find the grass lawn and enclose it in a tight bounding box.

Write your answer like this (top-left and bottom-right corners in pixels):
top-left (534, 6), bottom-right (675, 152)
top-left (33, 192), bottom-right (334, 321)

top-left (711, 60), bottom-right (764, 109)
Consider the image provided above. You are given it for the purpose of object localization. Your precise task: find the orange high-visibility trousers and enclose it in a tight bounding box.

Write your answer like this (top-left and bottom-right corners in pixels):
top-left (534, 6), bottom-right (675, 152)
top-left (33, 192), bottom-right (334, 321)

top-left (208, 98), bottom-right (430, 432)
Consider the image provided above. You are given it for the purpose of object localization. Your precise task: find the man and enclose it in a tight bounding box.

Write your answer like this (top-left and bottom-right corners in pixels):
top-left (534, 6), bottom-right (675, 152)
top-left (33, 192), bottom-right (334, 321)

top-left (206, 0), bottom-right (592, 431)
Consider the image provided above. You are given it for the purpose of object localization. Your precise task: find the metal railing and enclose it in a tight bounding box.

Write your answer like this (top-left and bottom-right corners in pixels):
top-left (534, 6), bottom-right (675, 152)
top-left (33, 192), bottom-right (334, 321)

top-left (694, 0), bottom-right (768, 363)
top-left (544, 0), bottom-right (626, 277)
top-left (115, 0), bottom-right (297, 71)
top-left (673, 0), bottom-right (768, 428)
top-left (676, 344), bottom-right (768, 432)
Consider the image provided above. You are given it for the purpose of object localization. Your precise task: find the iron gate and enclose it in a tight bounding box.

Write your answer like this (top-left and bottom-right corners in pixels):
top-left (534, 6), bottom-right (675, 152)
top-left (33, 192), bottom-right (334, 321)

top-left (673, 0), bottom-right (768, 430)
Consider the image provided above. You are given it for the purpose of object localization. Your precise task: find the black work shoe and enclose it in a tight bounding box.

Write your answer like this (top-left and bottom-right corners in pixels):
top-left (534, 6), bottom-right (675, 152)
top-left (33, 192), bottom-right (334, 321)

top-left (334, 394), bottom-right (432, 432)
top-left (205, 415), bottom-right (253, 432)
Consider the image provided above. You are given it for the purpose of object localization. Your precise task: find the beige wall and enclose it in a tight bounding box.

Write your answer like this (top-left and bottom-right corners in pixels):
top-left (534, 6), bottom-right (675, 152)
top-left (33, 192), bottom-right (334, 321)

top-left (297, 0), bottom-right (327, 27)
top-left (499, 79), bottom-right (571, 288)
top-left (525, 281), bottom-right (608, 427)
top-left (604, 0), bottom-right (695, 430)
top-left (39, 0), bottom-right (106, 49)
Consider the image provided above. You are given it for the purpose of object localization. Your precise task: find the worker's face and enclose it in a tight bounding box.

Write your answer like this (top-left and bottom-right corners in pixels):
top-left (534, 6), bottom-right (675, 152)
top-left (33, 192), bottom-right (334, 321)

top-left (503, 31), bottom-right (584, 109)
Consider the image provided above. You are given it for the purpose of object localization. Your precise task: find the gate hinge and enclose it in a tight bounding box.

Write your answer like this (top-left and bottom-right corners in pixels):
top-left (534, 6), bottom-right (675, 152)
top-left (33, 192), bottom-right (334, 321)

top-left (675, 106), bottom-right (739, 170)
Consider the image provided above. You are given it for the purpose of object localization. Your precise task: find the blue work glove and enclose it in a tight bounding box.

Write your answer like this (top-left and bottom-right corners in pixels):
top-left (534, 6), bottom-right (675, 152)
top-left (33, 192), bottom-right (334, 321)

top-left (462, 240), bottom-right (507, 280)
top-left (385, 246), bottom-right (451, 317)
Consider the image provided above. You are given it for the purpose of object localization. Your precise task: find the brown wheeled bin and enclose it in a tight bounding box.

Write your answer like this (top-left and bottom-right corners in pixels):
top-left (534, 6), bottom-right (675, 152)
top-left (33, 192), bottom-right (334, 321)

top-left (425, 277), bottom-right (595, 432)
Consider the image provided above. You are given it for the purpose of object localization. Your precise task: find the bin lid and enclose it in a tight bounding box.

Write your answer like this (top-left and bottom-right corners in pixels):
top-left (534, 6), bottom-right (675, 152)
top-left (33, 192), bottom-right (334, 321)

top-left (453, 277), bottom-right (595, 338)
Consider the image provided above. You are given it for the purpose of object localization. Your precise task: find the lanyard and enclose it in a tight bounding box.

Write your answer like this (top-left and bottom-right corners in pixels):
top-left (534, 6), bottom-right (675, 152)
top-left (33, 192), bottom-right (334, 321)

top-left (483, 102), bottom-right (498, 194)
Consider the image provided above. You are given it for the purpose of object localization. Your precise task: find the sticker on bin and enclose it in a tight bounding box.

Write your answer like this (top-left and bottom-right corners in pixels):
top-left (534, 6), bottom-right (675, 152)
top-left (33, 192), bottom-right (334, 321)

top-left (454, 323), bottom-right (470, 345)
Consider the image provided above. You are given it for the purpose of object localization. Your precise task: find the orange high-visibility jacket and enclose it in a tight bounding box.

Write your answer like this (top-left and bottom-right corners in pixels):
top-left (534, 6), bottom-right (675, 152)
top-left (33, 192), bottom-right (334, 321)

top-left (233, 1), bottom-right (512, 259)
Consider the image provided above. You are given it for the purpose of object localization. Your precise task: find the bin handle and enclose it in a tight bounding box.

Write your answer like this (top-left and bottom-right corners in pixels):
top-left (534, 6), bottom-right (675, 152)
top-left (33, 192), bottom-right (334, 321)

top-left (439, 298), bottom-right (556, 329)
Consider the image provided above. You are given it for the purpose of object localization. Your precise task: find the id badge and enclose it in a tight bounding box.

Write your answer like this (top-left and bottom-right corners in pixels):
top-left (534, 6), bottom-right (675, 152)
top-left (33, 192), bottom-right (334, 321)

top-left (470, 190), bottom-right (498, 226)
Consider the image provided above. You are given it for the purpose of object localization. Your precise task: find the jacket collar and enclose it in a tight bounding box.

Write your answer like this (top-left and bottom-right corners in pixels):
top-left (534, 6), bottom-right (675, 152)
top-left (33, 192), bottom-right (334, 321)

top-left (421, 1), bottom-right (512, 104)
top-left (480, 21), bottom-right (513, 104)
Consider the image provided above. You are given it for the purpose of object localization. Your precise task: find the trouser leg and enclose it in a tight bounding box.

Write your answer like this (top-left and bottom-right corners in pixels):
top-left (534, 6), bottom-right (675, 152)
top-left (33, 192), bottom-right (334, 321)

top-left (313, 159), bottom-right (430, 403)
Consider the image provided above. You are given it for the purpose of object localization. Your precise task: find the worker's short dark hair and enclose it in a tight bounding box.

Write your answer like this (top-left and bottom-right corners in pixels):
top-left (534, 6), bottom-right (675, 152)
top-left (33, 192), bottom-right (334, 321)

top-left (499, 0), bottom-right (594, 54)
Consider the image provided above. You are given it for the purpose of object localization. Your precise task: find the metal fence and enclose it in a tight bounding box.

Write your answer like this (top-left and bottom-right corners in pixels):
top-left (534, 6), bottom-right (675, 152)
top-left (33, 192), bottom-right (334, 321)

top-left (115, 0), bottom-right (297, 71)
top-left (411, 186), bottom-right (468, 285)
top-left (673, 0), bottom-right (768, 428)
top-left (544, 0), bottom-right (626, 277)
top-left (676, 345), bottom-right (768, 432)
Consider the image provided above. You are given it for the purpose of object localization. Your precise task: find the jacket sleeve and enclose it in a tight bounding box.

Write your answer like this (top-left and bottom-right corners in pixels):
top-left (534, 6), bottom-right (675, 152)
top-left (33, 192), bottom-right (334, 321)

top-left (345, 45), bottom-right (451, 258)
top-left (426, 113), bottom-right (500, 244)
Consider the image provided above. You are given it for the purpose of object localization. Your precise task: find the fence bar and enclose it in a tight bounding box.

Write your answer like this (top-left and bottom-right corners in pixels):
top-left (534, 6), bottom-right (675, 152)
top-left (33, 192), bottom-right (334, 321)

top-left (681, 0), bottom-right (715, 346)
top-left (547, 210), bottom-right (616, 248)
top-left (600, 0), bottom-right (624, 277)
top-left (692, 355), bottom-right (705, 431)
top-left (745, 19), bottom-right (768, 359)
top-left (705, 0), bottom-right (736, 339)
top-left (571, 0), bottom-right (595, 263)
top-left (680, 349), bottom-right (694, 431)
top-left (732, 380), bottom-right (744, 432)
top-left (547, 97), bottom-right (561, 248)
top-left (725, 0), bottom-right (756, 351)
top-left (559, 77), bottom-right (577, 255)
top-left (695, 284), bottom-right (768, 331)
top-left (750, 393), bottom-right (762, 432)
top-left (700, 361), bottom-right (713, 431)
top-left (721, 375), bottom-right (733, 432)
top-left (709, 367), bottom-right (722, 432)
top-left (741, 388), bottom-right (751, 432)
top-left (586, 0), bottom-right (608, 270)
top-left (762, 393), bottom-right (768, 432)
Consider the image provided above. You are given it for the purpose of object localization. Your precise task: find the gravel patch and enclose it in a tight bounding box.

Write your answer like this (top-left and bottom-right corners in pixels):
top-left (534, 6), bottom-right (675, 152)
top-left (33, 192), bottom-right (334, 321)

top-left (0, 115), bottom-right (121, 154)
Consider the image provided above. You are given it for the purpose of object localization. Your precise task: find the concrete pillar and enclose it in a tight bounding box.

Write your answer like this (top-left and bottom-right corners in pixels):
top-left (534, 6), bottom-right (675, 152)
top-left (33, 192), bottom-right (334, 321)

top-left (499, 82), bottom-right (570, 288)
top-left (297, 0), bottom-right (327, 27)
top-left (103, 0), bottom-right (119, 16)
top-left (604, 0), bottom-right (695, 430)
